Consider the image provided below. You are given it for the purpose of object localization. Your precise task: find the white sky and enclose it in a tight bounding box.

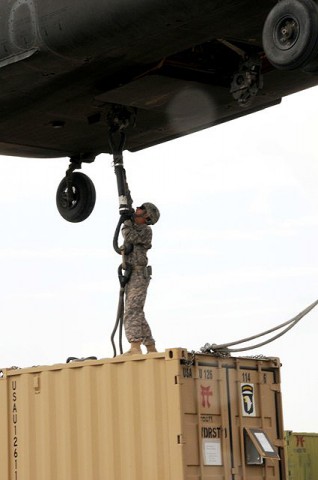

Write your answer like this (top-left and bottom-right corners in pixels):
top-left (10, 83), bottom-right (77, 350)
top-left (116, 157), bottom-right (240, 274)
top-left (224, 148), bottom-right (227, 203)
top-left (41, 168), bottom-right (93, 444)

top-left (1, 86), bottom-right (318, 432)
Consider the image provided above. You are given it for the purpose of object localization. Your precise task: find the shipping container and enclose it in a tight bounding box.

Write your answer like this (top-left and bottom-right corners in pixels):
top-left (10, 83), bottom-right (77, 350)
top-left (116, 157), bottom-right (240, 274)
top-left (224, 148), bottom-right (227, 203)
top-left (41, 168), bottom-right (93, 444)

top-left (285, 431), bottom-right (318, 480)
top-left (0, 348), bottom-right (287, 480)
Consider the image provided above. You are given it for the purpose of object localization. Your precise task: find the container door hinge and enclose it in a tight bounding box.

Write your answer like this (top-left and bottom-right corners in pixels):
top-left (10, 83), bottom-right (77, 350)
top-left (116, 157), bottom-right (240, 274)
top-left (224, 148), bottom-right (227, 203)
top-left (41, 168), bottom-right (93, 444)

top-left (174, 375), bottom-right (183, 385)
top-left (33, 375), bottom-right (40, 394)
top-left (275, 439), bottom-right (285, 448)
top-left (271, 383), bottom-right (281, 392)
top-left (177, 434), bottom-right (185, 444)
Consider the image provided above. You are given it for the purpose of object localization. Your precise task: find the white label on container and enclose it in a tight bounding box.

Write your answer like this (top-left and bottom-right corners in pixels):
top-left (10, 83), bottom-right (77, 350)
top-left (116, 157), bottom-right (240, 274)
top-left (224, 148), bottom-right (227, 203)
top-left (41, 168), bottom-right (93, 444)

top-left (203, 439), bottom-right (222, 465)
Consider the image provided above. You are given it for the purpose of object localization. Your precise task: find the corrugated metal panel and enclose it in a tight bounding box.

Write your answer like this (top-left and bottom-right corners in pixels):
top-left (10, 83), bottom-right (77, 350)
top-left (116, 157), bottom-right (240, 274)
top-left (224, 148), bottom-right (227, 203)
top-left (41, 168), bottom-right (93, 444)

top-left (286, 431), bottom-right (318, 480)
top-left (0, 349), bottom-right (287, 480)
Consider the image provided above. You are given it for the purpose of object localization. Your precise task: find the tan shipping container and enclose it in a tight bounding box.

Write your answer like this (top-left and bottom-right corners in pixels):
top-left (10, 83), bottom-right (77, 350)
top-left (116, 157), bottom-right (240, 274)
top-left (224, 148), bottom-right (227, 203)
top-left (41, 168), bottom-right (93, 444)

top-left (285, 431), bottom-right (318, 480)
top-left (0, 348), bottom-right (287, 480)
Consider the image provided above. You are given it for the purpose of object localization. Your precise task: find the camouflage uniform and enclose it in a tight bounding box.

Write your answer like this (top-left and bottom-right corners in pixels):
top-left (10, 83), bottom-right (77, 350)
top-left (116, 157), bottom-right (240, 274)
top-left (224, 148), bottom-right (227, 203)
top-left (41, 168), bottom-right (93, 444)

top-left (122, 220), bottom-right (155, 346)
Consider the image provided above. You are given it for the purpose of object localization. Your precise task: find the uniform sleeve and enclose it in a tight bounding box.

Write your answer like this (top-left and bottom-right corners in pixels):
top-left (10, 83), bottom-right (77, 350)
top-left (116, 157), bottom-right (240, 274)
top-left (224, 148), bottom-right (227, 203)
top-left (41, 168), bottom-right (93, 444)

top-left (122, 221), bottom-right (152, 248)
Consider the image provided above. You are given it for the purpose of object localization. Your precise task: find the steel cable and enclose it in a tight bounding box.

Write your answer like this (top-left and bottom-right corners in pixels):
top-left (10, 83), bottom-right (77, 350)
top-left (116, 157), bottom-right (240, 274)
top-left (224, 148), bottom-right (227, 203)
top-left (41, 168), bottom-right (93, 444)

top-left (201, 298), bottom-right (318, 354)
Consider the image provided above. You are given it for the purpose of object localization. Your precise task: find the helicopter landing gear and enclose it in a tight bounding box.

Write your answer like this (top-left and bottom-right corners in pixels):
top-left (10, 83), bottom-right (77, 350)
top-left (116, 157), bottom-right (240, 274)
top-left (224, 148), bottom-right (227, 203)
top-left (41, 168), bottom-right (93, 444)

top-left (56, 154), bottom-right (96, 223)
top-left (262, 0), bottom-right (318, 70)
top-left (56, 106), bottom-right (135, 223)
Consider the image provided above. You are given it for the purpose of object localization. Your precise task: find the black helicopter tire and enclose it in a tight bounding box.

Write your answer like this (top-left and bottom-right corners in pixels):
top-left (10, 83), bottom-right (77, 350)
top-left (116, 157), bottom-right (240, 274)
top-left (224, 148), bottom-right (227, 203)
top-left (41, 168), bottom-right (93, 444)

top-left (56, 172), bottom-right (96, 223)
top-left (262, 0), bottom-right (318, 70)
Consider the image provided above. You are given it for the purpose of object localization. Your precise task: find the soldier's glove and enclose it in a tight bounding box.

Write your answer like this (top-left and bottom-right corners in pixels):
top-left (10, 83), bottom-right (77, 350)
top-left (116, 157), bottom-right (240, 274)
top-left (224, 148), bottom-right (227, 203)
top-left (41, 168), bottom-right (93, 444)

top-left (120, 210), bottom-right (134, 222)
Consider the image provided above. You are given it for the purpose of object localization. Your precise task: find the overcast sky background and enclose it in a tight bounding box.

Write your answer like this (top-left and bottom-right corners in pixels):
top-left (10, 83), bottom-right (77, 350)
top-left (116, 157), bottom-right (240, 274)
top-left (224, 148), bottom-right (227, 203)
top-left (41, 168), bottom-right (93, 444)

top-left (1, 86), bottom-right (318, 432)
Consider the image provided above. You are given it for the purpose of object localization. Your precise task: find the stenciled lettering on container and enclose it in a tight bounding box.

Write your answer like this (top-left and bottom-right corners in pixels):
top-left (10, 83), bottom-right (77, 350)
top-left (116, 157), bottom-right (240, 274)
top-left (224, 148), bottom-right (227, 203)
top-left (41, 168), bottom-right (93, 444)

top-left (200, 414), bottom-right (213, 423)
top-left (182, 367), bottom-right (192, 378)
top-left (199, 368), bottom-right (213, 380)
top-left (12, 380), bottom-right (18, 479)
top-left (201, 426), bottom-right (226, 439)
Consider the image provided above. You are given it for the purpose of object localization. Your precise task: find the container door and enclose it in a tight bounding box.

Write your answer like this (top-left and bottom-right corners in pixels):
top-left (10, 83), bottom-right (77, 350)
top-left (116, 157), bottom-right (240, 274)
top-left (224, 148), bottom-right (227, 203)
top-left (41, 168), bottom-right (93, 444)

top-left (196, 362), bottom-right (232, 479)
top-left (228, 361), bottom-right (283, 480)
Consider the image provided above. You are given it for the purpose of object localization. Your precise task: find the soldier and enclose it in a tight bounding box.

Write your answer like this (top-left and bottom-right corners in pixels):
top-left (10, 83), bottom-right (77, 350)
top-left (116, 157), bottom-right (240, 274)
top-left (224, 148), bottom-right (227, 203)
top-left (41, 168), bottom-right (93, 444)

top-left (122, 202), bottom-right (160, 355)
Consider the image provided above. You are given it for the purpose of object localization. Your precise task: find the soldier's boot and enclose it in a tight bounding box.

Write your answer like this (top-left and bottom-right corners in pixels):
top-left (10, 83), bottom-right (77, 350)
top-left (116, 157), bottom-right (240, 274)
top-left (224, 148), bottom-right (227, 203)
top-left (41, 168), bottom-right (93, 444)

top-left (123, 341), bottom-right (142, 356)
top-left (146, 343), bottom-right (157, 353)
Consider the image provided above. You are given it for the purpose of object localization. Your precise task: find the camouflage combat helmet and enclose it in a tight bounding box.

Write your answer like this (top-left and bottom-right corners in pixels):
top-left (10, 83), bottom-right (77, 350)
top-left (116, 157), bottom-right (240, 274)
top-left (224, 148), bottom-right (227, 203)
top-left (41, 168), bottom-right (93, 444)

top-left (141, 202), bottom-right (160, 225)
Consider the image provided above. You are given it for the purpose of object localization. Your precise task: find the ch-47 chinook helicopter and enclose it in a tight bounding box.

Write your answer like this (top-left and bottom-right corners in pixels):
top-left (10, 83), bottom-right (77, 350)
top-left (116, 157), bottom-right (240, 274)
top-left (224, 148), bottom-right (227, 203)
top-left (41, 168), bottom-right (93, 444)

top-left (1, 0), bottom-right (318, 221)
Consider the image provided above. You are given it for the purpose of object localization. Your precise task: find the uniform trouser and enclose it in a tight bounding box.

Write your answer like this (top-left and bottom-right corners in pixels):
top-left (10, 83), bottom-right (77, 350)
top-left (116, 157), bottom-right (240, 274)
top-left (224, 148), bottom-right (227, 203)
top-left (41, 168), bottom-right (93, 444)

top-left (124, 270), bottom-right (155, 345)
